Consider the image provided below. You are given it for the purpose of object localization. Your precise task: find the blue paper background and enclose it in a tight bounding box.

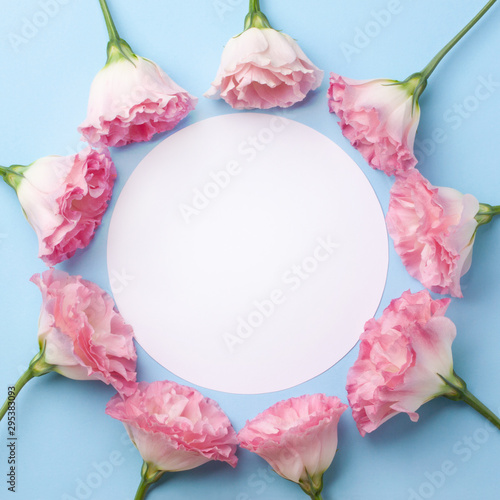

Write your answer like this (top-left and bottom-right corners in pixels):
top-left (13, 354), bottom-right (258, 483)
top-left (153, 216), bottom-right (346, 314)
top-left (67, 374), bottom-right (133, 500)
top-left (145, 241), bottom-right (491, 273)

top-left (1, 1), bottom-right (500, 499)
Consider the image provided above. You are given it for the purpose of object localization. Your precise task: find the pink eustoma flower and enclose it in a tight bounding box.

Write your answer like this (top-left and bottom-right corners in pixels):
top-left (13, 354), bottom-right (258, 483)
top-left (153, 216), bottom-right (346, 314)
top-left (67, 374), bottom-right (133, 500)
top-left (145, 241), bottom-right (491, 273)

top-left (346, 290), bottom-right (460, 436)
top-left (0, 269), bottom-right (137, 423)
top-left (327, 0), bottom-right (498, 176)
top-left (79, 0), bottom-right (196, 148)
top-left (346, 288), bottom-right (500, 436)
top-left (106, 380), bottom-right (238, 499)
top-left (0, 147), bottom-right (116, 266)
top-left (205, 27), bottom-right (323, 109)
top-left (238, 394), bottom-right (347, 499)
top-left (328, 73), bottom-right (421, 176)
top-left (79, 48), bottom-right (197, 148)
top-left (31, 268), bottom-right (137, 396)
top-left (386, 170), bottom-right (480, 297)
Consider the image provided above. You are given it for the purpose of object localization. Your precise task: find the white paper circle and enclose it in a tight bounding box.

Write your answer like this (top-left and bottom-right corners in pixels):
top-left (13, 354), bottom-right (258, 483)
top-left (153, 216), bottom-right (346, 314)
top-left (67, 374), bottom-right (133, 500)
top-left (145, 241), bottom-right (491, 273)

top-left (107, 113), bottom-right (388, 394)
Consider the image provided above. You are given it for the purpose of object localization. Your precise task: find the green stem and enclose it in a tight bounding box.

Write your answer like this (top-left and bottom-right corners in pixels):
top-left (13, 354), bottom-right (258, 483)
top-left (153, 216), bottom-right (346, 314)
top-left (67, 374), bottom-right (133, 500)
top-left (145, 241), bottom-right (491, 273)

top-left (401, 0), bottom-right (497, 107)
top-left (299, 471), bottom-right (324, 500)
top-left (134, 462), bottom-right (165, 500)
top-left (98, 0), bottom-right (120, 42)
top-left (97, 0), bottom-right (135, 64)
top-left (0, 347), bottom-right (54, 422)
top-left (249, 0), bottom-right (261, 12)
top-left (477, 204), bottom-right (500, 216)
top-left (0, 370), bottom-right (34, 421)
top-left (420, 0), bottom-right (497, 81)
top-left (0, 164), bottom-right (30, 191)
top-left (440, 372), bottom-right (500, 431)
top-left (461, 389), bottom-right (500, 431)
top-left (244, 0), bottom-right (272, 30)
top-left (0, 166), bottom-right (10, 183)
top-left (308, 493), bottom-right (323, 500)
top-left (134, 477), bottom-right (152, 500)
top-left (475, 203), bottom-right (500, 226)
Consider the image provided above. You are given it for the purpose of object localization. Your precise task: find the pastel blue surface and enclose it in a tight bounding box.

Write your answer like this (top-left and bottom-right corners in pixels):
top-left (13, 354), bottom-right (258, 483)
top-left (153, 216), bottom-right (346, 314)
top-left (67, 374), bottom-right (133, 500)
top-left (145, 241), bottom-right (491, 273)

top-left (1, 1), bottom-right (500, 499)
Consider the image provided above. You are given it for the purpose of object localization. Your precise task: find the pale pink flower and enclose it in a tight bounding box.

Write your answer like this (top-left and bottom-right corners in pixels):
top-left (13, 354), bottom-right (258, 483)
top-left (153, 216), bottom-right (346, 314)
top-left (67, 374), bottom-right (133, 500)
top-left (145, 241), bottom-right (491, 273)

top-left (346, 290), bottom-right (457, 436)
top-left (386, 170), bottom-right (479, 297)
top-left (238, 394), bottom-right (347, 497)
top-left (31, 268), bottom-right (137, 396)
top-left (328, 73), bottom-right (421, 176)
top-left (79, 50), bottom-right (197, 148)
top-left (1, 147), bottom-right (116, 266)
top-left (106, 381), bottom-right (238, 472)
top-left (205, 27), bottom-right (323, 109)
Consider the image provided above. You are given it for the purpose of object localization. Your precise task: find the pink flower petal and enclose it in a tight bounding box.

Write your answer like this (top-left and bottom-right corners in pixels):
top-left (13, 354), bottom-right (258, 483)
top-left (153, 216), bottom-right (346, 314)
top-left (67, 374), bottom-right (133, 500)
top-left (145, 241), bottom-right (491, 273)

top-left (328, 73), bottom-right (420, 176)
top-left (206, 28), bottom-right (323, 110)
top-left (386, 170), bottom-right (479, 297)
top-left (30, 269), bottom-right (137, 396)
top-left (346, 290), bottom-right (456, 436)
top-left (16, 147), bottom-right (116, 266)
top-left (79, 56), bottom-right (197, 148)
top-left (238, 394), bottom-right (347, 484)
top-left (106, 381), bottom-right (238, 471)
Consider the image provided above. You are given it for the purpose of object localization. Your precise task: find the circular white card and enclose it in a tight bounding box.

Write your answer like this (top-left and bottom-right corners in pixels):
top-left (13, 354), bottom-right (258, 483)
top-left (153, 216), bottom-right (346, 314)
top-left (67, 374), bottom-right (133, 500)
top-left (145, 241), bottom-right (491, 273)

top-left (107, 113), bottom-right (388, 394)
